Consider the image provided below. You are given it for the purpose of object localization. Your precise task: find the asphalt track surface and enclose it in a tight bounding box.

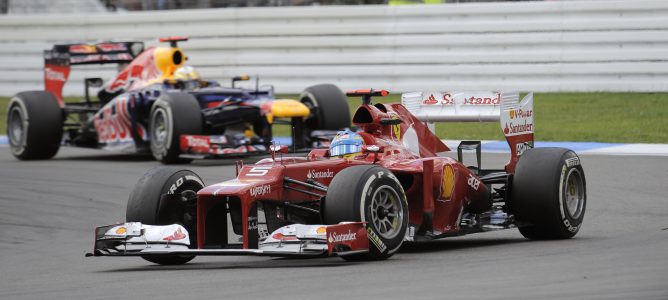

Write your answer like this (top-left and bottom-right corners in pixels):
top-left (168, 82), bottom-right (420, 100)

top-left (0, 147), bottom-right (666, 300)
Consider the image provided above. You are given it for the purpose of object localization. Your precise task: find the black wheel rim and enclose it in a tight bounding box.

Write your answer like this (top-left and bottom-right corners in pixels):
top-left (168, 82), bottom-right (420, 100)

top-left (151, 109), bottom-right (169, 149)
top-left (369, 185), bottom-right (404, 239)
top-left (564, 168), bottom-right (585, 219)
top-left (8, 106), bottom-right (24, 147)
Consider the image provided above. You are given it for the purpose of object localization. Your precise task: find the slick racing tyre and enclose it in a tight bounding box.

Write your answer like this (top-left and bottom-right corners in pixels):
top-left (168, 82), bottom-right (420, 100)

top-left (324, 165), bottom-right (408, 260)
top-left (149, 92), bottom-right (202, 164)
top-left (126, 167), bottom-right (205, 265)
top-left (511, 148), bottom-right (587, 239)
top-left (7, 91), bottom-right (63, 160)
top-left (300, 84), bottom-right (350, 131)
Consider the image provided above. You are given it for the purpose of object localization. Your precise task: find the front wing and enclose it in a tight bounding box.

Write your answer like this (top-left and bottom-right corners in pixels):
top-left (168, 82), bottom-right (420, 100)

top-left (87, 222), bottom-right (369, 259)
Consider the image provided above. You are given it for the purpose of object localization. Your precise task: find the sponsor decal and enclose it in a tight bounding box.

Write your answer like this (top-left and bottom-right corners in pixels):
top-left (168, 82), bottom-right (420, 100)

top-left (248, 216), bottom-right (258, 231)
top-left (565, 157), bottom-right (580, 168)
top-left (503, 121), bottom-right (533, 136)
top-left (515, 141), bottom-right (534, 156)
top-left (97, 43), bottom-right (128, 52)
top-left (328, 230), bottom-right (357, 243)
top-left (93, 97), bottom-right (147, 144)
top-left (440, 165), bottom-right (455, 201)
top-left (185, 135), bottom-right (209, 148)
top-left (168, 177), bottom-right (185, 195)
top-left (307, 169), bottom-right (334, 179)
top-left (272, 232), bottom-right (297, 241)
top-left (250, 184), bottom-right (271, 197)
top-left (463, 93), bottom-right (500, 105)
top-left (509, 108), bottom-right (532, 120)
top-left (246, 166), bottom-right (272, 177)
top-left (316, 227), bottom-right (327, 234)
top-left (421, 93), bottom-right (454, 105)
top-left (45, 67), bottom-right (66, 82)
top-left (389, 113), bottom-right (402, 140)
top-left (422, 94), bottom-right (438, 105)
top-left (115, 227), bottom-right (126, 235)
top-left (467, 174), bottom-right (481, 190)
top-left (69, 44), bottom-right (97, 53)
top-left (163, 228), bottom-right (186, 241)
top-left (441, 93), bottom-right (454, 105)
top-left (70, 54), bottom-right (102, 64)
top-left (367, 227), bottom-right (387, 253)
top-left (107, 64), bottom-right (145, 93)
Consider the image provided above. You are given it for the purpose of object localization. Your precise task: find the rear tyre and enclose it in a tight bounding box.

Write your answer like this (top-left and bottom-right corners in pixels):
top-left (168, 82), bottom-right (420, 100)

top-left (511, 148), bottom-right (587, 239)
top-left (7, 91), bottom-right (63, 160)
top-left (150, 92), bottom-right (202, 164)
top-left (126, 167), bottom-right (205, 265)
top-left (300, 84), bottom-right (350, 132)
top-left (324, 165), bottom-right (408, 261)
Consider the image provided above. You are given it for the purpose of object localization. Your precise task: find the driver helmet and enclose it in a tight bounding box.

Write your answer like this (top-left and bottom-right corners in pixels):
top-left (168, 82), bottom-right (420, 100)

top-left (173, 65), bottom-right (201, 81)
top-left (329, 129), bottom-right (364, 157)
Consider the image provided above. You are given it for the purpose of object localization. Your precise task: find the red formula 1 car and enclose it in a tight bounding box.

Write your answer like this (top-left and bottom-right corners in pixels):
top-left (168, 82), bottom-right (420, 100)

top-left (88, 90), bottom-right (587, 265)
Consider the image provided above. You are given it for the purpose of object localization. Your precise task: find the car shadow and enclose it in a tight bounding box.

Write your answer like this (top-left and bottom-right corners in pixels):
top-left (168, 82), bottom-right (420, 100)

top-left (399, 236), bottom-right (528, 254)
top-left (95, 256), bottom-right (362, 273)
top-left (94, 237), bottom-right (534, 273)
top-left (53, 153), bottom-right (155, 162)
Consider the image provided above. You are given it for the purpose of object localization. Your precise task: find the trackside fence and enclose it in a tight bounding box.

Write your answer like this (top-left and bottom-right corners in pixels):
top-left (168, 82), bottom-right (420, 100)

top-left (0, 0), bottom-right (667, 95)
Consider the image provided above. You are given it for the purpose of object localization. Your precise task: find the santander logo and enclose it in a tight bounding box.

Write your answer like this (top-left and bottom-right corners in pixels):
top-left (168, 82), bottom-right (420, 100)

top-left (307, 169), bottom-right (334, 179)
top-left (422, 94), bottom-right (438, 105)
top-left (328, 230), bottom-right (357, 243)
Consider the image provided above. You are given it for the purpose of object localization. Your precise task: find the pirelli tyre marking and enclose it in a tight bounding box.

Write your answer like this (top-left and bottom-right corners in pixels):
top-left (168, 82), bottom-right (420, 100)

top-left (167, 175), bottom-right (204, 195)
top-left (367, 227), bottom-right (387, 253)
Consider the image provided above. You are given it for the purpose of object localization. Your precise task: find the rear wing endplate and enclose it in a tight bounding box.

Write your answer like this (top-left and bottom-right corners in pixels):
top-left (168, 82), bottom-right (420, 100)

top-left (401, 91), bottom-right (534, 173)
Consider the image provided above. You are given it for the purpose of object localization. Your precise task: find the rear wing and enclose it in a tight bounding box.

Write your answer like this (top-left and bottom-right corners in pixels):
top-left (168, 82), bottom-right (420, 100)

top-left (43, 41), bottom-right (144, 105)
top-left (401, 91), bottom-right (534, 172)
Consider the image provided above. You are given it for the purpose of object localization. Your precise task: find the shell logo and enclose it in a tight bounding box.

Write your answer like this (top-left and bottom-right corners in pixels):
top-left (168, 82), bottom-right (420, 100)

top-left (115, 227), bottom-right (127, 234)
top-left (316, 227), bottom-right (327, 234)
top-left (510, 110), bottom-right (515, 119)
top-left (441, 165), bottom-right (455, 200)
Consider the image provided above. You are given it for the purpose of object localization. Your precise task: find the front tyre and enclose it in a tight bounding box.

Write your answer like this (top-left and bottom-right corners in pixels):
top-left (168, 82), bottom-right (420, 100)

top-left (324, 165), bottom-right (408, 260)
top-left (149, 92), bottom-right (202, 164)
top-left (7, 91), bottom-right (63, 160)
top-left (511, 148), bottom-right (587, 239)
top-left (126, 167), bottom-right (205, 265)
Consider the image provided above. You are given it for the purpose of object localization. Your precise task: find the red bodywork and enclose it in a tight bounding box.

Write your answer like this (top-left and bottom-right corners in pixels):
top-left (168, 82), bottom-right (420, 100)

top-left (195, 92), bottom-right (501, 250)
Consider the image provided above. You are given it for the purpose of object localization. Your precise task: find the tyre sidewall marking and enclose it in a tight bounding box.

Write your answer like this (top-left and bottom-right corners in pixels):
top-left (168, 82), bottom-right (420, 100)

top-left (7, 97), bottom-right (30, 155)
top-left (165, 173), bottom-right (205, 195)
top-left (558, 153), bottom-right (582, 233)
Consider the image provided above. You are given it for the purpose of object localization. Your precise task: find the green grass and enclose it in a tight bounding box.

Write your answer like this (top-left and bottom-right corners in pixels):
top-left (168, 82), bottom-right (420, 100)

top-left (2, 93), bottom-right (667, 143)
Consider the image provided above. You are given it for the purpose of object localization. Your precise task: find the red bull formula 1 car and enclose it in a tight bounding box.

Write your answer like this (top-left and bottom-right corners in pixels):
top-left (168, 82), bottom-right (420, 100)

top-left (6, 37), bottom-right (349, 164)
top-left (87, 89), bottom-right (587, 264)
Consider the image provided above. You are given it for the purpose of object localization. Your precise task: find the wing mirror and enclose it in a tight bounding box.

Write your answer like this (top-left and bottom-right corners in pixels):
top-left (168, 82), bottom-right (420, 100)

top-left (231, 74), bottom-right (250, 88)
top-left (362, 145), bottom-right (382, 153)
top-left (362, 145), bottom-right (383, 163)
top-left (270, 144), bottom-right (289, 154)
top-left (270, 144), bottom-right (289, 161)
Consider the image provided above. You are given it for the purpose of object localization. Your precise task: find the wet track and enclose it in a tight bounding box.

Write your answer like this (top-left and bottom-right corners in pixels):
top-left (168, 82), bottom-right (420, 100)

top-left (0, 147), bottom-right (666, 300)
